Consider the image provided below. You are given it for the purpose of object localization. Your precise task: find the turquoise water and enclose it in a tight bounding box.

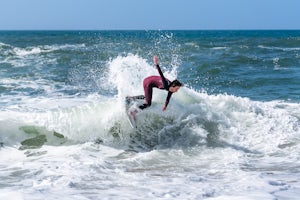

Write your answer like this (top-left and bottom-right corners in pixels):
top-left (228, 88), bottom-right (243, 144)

top-left (1, 30), bottom-right (299, 102)
top-left (0, 31), bottom-right (300, 199)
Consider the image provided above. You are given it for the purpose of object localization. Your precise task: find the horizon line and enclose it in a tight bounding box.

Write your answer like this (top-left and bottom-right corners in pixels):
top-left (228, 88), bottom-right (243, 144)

top-left (1, 29), bottom-right (300, 31)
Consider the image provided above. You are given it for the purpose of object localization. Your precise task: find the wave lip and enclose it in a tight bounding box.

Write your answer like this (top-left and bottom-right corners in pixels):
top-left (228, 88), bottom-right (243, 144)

top-left (0, 55), bottom-right (299, 154)
top-left (0, 42), bottom-right (86, 67)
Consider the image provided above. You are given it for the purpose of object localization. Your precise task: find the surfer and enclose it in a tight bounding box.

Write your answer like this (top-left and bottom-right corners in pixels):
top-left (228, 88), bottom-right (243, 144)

top-left (127, 56), bottom-right (182, 112)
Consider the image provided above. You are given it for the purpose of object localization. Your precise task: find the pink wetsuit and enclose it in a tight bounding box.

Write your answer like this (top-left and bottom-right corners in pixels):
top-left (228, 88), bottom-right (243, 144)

top-left (139, 64), bottom-right (173, 110)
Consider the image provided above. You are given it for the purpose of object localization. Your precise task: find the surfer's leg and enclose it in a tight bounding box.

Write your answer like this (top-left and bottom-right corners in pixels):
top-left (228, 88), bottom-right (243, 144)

top-left (138, 81), bottom-right (153, 110)
top-left (144, 84), bottom-right (152, 106)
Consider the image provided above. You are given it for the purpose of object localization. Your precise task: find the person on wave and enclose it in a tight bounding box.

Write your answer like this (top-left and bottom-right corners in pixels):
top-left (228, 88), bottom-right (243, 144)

top-left (126, 56), bottom-right (183, 113)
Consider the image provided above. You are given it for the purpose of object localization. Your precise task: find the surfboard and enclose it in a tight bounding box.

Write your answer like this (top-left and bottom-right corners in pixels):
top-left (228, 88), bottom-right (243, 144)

top-left (125, 96), bottom-right (144, 129)
top-left (126, 107), bottom-right (138, 129)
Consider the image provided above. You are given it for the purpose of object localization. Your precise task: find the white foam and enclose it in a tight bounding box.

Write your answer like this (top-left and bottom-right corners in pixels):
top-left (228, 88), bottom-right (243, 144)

top-left (0, 43), bottom-right (85, 67)
top-left (0, 190), bottom-right (24, 200)
top-left (107, 54), bottom-right (177, 99)
top-left (13, 47), bottom-right (42, 56)
top-left (1, 54), bottom-right (299, 150)
top-left (212, 46), bottom-right (228, 50)
top-left (258, 45), bottom-right (300, 51)
top-left (12, 43), bottom-right (86, 57)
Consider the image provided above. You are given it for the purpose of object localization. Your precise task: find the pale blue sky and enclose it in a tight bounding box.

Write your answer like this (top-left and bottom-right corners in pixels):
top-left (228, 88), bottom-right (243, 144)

top-left (0, 0), bottom-right (299, 30)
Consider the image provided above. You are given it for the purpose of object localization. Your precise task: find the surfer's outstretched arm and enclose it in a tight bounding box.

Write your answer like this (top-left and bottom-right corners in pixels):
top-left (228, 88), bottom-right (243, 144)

top-left (153, 56), bottom-right (182, 112)
top-left (162, 92), bottom-right (173, 111)
top-left (153, 55), bottom-right (159, 66)
top-left (153, 56), bottom-right (169, 89)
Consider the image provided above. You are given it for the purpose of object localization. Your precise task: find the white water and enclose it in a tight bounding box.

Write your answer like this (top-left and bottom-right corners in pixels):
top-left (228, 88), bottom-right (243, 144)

top-left (1, 55), bottom-right (300, 199)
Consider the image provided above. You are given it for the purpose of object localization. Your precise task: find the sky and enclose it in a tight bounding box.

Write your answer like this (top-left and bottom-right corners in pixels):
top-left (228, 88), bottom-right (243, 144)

top-left (0, 0), bottom-right (299, 30)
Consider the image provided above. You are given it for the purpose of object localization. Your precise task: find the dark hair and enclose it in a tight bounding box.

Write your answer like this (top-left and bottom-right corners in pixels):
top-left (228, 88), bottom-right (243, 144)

top-left (169, 79), bottom-right (183, 88)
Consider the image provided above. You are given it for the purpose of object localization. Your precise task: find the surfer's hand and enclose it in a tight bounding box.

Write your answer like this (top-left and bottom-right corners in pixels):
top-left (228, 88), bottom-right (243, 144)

top-left (153, 56), bottom-right (159, 65)
top-left (162, 106), bottom-right (167, 111)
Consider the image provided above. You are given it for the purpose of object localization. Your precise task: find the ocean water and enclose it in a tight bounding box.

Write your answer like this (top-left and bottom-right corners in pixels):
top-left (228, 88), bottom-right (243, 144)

top-left (0, 30), bottom-right (300, 199)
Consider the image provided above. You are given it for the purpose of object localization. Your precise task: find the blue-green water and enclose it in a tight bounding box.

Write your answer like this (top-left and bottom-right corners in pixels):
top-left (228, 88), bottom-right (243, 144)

top-left (1, 30), bottom-right (299, 102)
top-left (0, 31), bottom-right (300, 199)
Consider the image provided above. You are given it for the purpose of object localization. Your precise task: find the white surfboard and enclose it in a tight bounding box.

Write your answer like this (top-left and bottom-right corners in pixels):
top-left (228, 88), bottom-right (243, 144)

top-left (125, 96), bottom-right (144, 129)
top-left (126, 107), bottom-right (138, 129)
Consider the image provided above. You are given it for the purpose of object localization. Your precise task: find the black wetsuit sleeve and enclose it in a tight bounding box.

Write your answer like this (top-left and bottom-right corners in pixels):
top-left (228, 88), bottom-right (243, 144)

top-left (156, 64), bottom-right (169, 90)
top-left (164, 91), bottom-right (173, 108)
